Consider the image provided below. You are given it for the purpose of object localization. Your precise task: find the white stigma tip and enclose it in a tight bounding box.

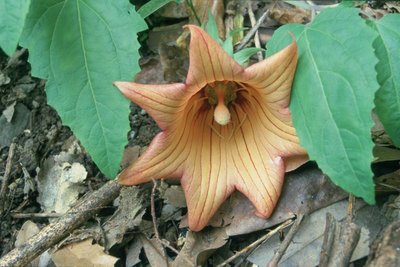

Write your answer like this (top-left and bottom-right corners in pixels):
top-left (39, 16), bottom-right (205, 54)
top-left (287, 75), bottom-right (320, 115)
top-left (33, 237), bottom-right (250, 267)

top-left (214, 103), bottom-right (231, 126)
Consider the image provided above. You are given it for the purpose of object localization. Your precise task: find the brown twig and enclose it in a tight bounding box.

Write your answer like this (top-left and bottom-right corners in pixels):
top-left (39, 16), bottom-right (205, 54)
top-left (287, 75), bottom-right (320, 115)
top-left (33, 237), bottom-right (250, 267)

top-left (328, 219), bottom-right (361, 267)
top-left (0, 143), bottom-right (16, 215)
top-left (247, 2), bottom-right (263, 61)
top-left (267, 213), bottom-right (305, 267)
top-left (236, 9), bottom-right (269, 51)
top-left (211, 0), bottom-right (221, 17)
top-left (0, 180), bottom-right (121, 267)
top-left (376, 182), bottom-right (400, 192)
top-left (318, 197), bottom-right (361, 267)
top-left (150, 180), bottom-right (161, 241)
top-left (185, 0), bottom-right (202, 25)
top-left (366, 220), bottom-right (400, 266)
top-left (10, 212), bottom-right (63, 219)
top-left (150, 180), bottom-right (192, 266)
top-left (150, 180), bottom-right (169, 266)
top-left (347, 193), bottom-right (355, 222)
top-left (217, 219), bottom-right (294, 267)
top-left (319, 213), bottom-right (337, 267)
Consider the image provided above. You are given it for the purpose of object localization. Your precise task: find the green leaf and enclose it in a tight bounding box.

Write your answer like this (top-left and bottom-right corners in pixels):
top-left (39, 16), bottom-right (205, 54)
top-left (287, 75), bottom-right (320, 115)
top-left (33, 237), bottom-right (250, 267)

top-left (205, 10), bottom-right (222, 45)
top-left (222, 36), bottom-right (233, 56)
top-left (0, 0), bottom-right (31, 56)
top-left (267, 7), bottom-right (379, 204)
top-left (20, 0), bottom-right (146, 178)
top-left (369, 14), bottom-right (400, 147)
top-left (233, 47), bottom-right (264, 65)
top-left (137, 0), bottom-right (177, 19)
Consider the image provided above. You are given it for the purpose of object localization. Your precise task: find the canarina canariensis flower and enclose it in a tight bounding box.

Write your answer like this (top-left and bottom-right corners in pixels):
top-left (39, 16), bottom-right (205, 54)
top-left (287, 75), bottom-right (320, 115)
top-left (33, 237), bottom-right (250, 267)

top-left (114, 25), bottom-right (307, 231)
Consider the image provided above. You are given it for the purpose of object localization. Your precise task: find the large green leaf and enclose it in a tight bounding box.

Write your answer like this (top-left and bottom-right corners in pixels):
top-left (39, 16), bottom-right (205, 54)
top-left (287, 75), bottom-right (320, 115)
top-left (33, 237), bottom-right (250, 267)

top-left (137, 0), bottom-right (177, 18)
top-left (0, 0), bottom-right (31, 56)
top-left (20, 0), bottom-right (147, 178)
top-left (370, 14), bottom-right (400, 147)
top-left (267, 7), bottom-right (378, 203)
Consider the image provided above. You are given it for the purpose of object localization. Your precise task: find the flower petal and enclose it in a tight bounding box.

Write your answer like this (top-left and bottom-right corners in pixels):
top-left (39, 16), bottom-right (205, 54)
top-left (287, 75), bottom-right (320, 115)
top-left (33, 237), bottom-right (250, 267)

top-left (234, 154), bottom-right (285, 218)
top-left (228, 105), bottom-right (284, 217)
top-left (185, 25), bottom-right (244, 88)
top-left (240, 40), bottom-right (298, 113)
top-left (118, 132), bottom-right (182, 185)
top-left (181, 108), bottom-right (236, 231)
top-left (118, 92), bottom-right (208, 186)
top-left (114, 81), bottom-right (187, 130)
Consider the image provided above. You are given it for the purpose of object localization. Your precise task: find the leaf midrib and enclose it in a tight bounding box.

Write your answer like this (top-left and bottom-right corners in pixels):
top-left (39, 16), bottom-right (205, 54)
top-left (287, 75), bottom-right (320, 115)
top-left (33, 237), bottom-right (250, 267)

top-left (76, 0), bottom-right (111, 170)
top-left (302, 29), bottom-right (360, 186)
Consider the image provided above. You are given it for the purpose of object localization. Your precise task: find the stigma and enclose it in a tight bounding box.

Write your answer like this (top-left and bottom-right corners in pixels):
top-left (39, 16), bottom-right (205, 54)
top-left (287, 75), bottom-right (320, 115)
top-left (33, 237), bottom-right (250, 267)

top-left (214, 97), bottom-right (231, 125)
top-left (205, 81), bottom-right (237, 126)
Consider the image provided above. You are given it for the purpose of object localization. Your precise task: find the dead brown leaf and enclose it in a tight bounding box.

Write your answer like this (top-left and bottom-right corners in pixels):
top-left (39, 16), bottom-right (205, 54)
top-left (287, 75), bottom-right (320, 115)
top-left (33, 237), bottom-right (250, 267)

top-left (147, 22), bottom-right (186, 53)
top-left (375, 170), bottom-right (400, 193)
top-left (140, 235), bottom-right (170, 267)
top-left (385, 2), bottom-right (400, 13)
top-left (186, 0), bottom-right (225, 38)
top-left (172, 228), bottom-right (228, 266)
top-left (269, 2), bottom-right (311, 24)
top-left (15, 221), bottom-right (49, 267)
top-left (156, 1), bottom-right (188, 18)
top-left (249, 200), bottom-right (388, 266)
top-left (51, 238), bottom-right (118, 267)
top-left (103, 186), bottom-right (145, 250)
top-left (163, 185), bottom-right (186, 208)
top-left (211, 166), bottom-right (347, 236)
top-left (373, 146), bottom-right (400, 163)
top-left (125, 238), bottom-right (143, 267)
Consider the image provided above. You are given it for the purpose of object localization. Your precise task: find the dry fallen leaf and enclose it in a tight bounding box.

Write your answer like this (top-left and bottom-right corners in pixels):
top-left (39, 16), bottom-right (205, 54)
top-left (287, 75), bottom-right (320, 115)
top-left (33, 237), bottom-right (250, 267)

top-left (172, 227), bottom-right (228, 266)
top-left (163, 185), bottom-right (187, 208)
top-left (140, 235), bottom-right (170, 267)
top-left (186, 0), bottom-right (225, 38)
top-left (203, 166), bottom-right (347, 236)
top-left (248, 200), bottom-right (389, 266)
top-left (0, 103), bottom-right (30, 148)
top-left (51, 238), bottom-right (118, 267)
top-left (15, 221), bottom-right (52, 267)
top-left (36, 153), bottom-right (87, 215)
top-left (125, 238), bottom-right (143, 267)
top-left (156, 1), bottom-right (188, 19)
top-left (103, 186), bottom-right (145, 250)
top-left (2, 101), bottom-right (16, 122)
top-left (269, 1), bottom-right (311, 24)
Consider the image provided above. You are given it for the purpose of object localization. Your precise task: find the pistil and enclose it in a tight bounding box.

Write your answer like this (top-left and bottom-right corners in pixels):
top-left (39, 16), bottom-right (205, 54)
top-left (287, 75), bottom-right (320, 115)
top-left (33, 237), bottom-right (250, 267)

top-left (214, 93), bottom-right (231, 125)
top-left (206, 81), bottom-right (237, 126)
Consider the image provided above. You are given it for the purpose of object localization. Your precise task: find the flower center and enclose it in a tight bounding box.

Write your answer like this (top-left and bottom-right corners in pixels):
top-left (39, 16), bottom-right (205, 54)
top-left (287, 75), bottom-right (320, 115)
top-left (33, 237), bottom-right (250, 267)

top-left (205, 81), bottom-right (237, 126)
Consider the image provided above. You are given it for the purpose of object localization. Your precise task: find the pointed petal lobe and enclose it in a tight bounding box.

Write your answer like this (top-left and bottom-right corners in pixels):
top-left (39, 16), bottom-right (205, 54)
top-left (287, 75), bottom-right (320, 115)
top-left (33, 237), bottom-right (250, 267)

top-left (181, 109), bottom-right (235, 231)
top-left (185, 25), bottom-right (244, 88)
top-left (241, 40), bottom-right (298, 112)
top-left (114, 81), bottom-right (187, 130)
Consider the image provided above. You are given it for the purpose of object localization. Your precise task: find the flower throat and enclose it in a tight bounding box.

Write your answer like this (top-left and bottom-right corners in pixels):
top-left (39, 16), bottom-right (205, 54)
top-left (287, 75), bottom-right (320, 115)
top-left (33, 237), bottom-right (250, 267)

top-left (205, 81), bottom-right (238, 126)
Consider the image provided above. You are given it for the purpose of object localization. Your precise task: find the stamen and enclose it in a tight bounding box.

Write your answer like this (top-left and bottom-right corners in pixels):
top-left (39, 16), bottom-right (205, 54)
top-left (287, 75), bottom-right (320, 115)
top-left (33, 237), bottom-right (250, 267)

top-left (194, 96), bottom-right (208, 103)
top-left (228, 112), bottom-right (247, 141)
top-left (209, 123), bottom-right (224, 139)
top-left (234, 88), bottom-right (247, 93)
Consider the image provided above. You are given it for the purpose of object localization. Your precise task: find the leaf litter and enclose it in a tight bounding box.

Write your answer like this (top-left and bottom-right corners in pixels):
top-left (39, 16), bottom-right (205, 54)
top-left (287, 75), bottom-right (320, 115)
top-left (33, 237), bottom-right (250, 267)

top-left (36, 152), bottom-right (87, 215)
top-left (51, 238), bottom-right (119, 267)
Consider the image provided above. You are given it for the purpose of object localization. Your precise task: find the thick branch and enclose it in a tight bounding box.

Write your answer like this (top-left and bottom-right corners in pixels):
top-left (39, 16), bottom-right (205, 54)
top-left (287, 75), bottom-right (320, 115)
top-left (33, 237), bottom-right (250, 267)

top-left (0, 180), bottom-right (121, 267)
